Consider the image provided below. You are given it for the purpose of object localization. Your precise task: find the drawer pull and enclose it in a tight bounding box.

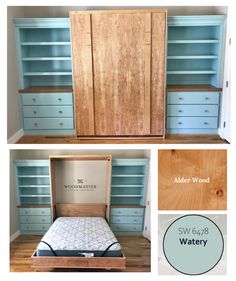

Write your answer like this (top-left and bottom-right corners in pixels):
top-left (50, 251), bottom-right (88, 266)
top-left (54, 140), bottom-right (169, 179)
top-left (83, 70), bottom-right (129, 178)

top-left (32, 98), bottom-right (36, 102)
top-left (117, 219), bottom-right (120, 222)
top-left (26, 218), bottom-right (29, 222)
top-left (178, 97), bottom-right (183, 100)
top-left (25, 211), bottom-right (28, 214)
top-left (33, 110), bottom-right (37, 114)
top-left (134, 211), bottom-right (138, 214)
top-left (178, 110), bottom-right (183, 113)
top-left (26, 226), bottom-right (29, 230)
top-left (178, 122), bottom-right (183, 125)
top-left (205, 97), bottom-right (210, 100)
top-left (204, 109), bottom-right (209, 113)
top-left (41, 211), bottom-right (45, 214)
top-left (42, 226), bottom-right (45, 229)
top-left (42, 219), bottom-right (45, 222)
top-left (58, 98), bottom-right (62, 102)
top-left (34, 123), bottom-right (38, 127)
top-left (133, 227), bottom-right (137, 230)
top-left (204, 122), bottom-right (208, 125)
top-left (60, 122), bottom-right (63, 126)
top-left (133, 219), bottom-right (137, 222)
top-left (58, 111), bottom-right (63, 114)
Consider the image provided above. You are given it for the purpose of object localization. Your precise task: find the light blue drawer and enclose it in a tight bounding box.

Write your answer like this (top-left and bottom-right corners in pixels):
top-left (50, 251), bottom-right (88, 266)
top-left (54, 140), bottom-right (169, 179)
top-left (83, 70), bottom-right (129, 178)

top-left (110, 216), bottom-right (143, 224)
top-left (167, 105), bottom-right (219, 117)
top-left (23, 106), bottom-right (74, 118)
top-left (19, 208), bottom-right (51, 216)
top-left (167, 92), bottom-right (220, 105)
top-left (20, 223), bottom-right (51, 232)
top-left (110, 223), bottom-right (143, 232)
top-left (21, 93), bottom-right (73, 106)
top-left (24, 118), bottom-right (74, 130)
top-left (19, 215), bottom-right (51, 224)
top-left (110, 208), bottom-right (144, 216)
top-left (167, 117), bottom-right (218, 129)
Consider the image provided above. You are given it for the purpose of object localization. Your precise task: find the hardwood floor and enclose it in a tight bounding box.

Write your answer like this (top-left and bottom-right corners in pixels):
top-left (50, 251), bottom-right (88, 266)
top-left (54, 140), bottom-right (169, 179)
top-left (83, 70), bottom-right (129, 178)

top-left (10, 235), bottom-right (151, 272)
top-left (16, 134), bottom-right (228, 144)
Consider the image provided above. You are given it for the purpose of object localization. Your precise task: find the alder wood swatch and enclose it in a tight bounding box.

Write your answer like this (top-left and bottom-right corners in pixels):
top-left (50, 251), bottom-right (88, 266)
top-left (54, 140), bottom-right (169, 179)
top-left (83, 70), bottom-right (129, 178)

top-left (158, 149), bottom-right (227, 210)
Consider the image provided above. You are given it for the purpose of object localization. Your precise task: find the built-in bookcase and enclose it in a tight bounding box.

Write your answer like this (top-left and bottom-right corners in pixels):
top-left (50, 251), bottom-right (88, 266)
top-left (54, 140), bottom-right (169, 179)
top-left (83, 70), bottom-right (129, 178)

top-left (14, 19), bottom-right (72, 89)
top-left (15, 160), bottom-right (51, 206)
top-left (167, 16), bottom-right (226, 87)
top-left (111, 159), bottom-right (148, 206)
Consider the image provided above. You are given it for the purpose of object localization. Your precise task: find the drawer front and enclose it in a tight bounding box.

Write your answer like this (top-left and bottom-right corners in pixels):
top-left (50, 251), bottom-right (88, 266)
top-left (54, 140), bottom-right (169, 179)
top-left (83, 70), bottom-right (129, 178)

top-left (19, 208), bottom-right (51, 216)
top-left (20, 223), bottom-right (51, 232)
top-left (110, 216), bottom-right (143, 224)
top-left (24, 118), bottom-right (74, 130)
top-left (167, 117), bottom-right (218, 129)
top-left (167, 92), bottom-right (220, 105)
top-left (167, 105), bottom-right (219, 117)
top-left (21, 93), bottom-right (73, 106)
top-left (19, 215), bottom-right (51, 224)
top-left (23, 106), bottom-right (74, 118)
top-left (110, 223), bottom-right (143, 232)
top-left (110, 208), bottom-right (144, 217)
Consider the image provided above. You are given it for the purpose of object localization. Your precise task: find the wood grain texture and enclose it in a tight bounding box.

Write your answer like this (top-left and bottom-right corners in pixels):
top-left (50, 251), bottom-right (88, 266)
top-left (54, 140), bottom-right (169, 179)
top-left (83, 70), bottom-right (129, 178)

top-left (16, 134), bottom-right (227, 144)
top-left (151, 12), bottom-right (167, 136)
top-left (10, 235), bottom-right (150, 272)
top-left (92, 13), bottom-right (150, 135)
top-left (54, 203), bottom-right (106, 220)
top-left (158, 150), bottom-right (227, 210)
top-left (19, 87), bottom-right (73, 93)
top-left (70, 13), bottom-right (94, 135)
top-left (31, 251), bottom-right (126, 270)
top-left (167, 85), bottom-right (223, 92)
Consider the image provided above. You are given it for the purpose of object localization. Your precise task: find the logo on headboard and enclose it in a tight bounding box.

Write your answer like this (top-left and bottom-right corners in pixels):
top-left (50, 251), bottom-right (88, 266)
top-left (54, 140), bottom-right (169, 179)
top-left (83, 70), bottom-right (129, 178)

top-left (64, 178), bottom-right (97, 192)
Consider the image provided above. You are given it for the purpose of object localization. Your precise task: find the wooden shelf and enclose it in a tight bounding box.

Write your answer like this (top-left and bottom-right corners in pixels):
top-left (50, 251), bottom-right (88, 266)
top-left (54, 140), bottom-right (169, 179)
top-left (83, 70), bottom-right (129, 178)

top-left (19, 86), bottom-right (73, 93)
top-left (112, 174), bottom-right (145, 178)
top-left (17, 204), bottom-right (51, 208)
top-left (19, 195), bottom-right (51, 198)
top-left (111, 195), bottom-right (143, 198)
top-left (17, 175), bottom-right (49, 178)
top-left (167, 70), bottom-right (217, 75)
top-left (21, 42), bottom-right (71, 46)
top-left (167, 55), bottom-right (218, 59)
top-left (111, 204), bottom-right (145, 208)
top-left (18, 185), bottom-right (50, 188)
top-left (24, 72), bottom-right (72, 76)
top-left (167, 85), bottom-right (222, 92)
top-left (22, 57), bottom-right (71, 61)
top-left (168, 39), bottom-right (219, 44)
top-left (111, 185), bottom-right (144, 188)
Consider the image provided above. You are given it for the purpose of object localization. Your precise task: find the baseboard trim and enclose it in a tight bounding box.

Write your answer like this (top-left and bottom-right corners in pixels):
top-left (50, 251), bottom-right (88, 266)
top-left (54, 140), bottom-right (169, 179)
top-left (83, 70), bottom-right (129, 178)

top-left (8, 129), bottom-right (24, 144)
top-left (10, 230), bottom-right (21, 243)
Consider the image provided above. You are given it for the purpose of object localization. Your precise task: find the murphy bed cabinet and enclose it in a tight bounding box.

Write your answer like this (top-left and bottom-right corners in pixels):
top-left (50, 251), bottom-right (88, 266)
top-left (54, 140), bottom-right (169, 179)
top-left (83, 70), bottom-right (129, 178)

top-left (14, 13), bottom-right (227, 140)
top-left (70, 10), bottom-right (167, 138)
top-left (15, 160), bottom-right (52, 234)
top-left (166, 16), bottom-right (226, 134)
top-left (14, 18), bottom-right (75, 135)
top-left (110, 159), bottom-right (149, 234)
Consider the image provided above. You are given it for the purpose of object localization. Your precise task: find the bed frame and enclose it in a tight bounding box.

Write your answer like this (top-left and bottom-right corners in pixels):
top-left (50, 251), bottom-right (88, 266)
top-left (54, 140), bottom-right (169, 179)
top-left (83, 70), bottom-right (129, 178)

top-left (31, 155), bottom-right (126, 270)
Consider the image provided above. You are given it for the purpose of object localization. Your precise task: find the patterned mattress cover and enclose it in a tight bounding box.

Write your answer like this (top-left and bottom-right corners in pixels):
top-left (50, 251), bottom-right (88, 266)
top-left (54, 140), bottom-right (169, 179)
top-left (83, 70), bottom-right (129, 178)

top-left (36, 217), bottom-right (121, 257)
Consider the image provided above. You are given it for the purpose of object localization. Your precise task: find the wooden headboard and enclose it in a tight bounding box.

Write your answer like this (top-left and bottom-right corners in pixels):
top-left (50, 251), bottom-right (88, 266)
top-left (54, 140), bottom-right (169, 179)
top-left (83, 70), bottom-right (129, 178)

top-left (53, 203), bottom-right (107, 221)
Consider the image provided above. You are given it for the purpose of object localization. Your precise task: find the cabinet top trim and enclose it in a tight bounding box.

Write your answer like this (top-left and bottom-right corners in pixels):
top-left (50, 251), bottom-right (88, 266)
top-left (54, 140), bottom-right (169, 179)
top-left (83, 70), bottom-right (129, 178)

top-left (168, 15), bottom-right (226, 26)
top-left (70, 9), bottom-right (167, 15)
top-left (13, 18), bottom-right (70, 28)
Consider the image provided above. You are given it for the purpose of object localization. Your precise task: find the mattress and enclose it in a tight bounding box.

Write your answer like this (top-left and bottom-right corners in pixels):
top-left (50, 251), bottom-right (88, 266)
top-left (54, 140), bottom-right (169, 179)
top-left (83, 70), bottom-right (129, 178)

top-left (36, 217), bottom-right (122, 257)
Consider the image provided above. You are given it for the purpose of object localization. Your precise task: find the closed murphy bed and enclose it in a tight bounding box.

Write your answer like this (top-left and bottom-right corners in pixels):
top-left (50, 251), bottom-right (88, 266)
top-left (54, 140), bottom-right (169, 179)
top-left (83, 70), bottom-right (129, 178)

top-left (70, 9), bottom-right (167, 138)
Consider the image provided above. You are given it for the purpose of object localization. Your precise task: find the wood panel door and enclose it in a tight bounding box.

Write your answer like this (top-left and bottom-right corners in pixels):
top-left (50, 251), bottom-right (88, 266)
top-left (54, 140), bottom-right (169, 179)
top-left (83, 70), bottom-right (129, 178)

top-left (70, 10), bottom-right (166, 137)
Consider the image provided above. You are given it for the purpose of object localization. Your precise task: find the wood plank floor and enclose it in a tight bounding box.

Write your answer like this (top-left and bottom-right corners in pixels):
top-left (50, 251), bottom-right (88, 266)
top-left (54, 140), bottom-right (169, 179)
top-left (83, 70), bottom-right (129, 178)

top-left (10, 235), bottom-right (150, 272)
top-left (16, 134), bottom-right (228, 144)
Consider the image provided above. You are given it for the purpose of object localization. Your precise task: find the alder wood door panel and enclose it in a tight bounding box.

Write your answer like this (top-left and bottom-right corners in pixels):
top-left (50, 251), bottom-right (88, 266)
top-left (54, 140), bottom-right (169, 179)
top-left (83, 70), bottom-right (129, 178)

top-left (91, 13), bottom-right (151, 136)
top-left (151, 13), bottom-right (166, 135)
top-left (158, 150), bottom-right (227, 210)
top-left (70, 13), bottom-right (95, 135)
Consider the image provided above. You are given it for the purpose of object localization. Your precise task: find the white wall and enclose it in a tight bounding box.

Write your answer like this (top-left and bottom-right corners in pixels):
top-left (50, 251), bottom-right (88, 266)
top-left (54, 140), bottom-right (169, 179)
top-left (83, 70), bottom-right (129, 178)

top-left (7, 7), bottom-right (25, 140)
top-left (10, 150), bottom-right (21, 237)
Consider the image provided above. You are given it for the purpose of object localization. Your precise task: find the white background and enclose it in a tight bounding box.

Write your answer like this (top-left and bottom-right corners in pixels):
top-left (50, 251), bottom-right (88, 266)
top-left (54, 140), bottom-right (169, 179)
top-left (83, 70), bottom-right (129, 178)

top-left (1, 0), bottom-right (235, 280)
